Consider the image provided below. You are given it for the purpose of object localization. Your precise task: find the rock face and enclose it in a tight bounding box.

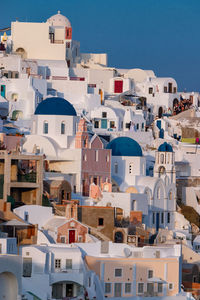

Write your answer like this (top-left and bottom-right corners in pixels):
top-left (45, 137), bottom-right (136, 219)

top-left (181, 126), bottom-right (200, 138)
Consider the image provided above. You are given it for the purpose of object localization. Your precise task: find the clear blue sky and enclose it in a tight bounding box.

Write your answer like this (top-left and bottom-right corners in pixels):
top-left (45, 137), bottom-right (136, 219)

top-left (1, 0), bottom-right (200, 91)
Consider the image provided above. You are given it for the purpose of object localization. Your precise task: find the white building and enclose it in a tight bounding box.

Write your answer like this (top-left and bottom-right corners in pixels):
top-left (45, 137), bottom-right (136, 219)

top-left (21, 244), bottom-right (85, 299)
top-left (0, 237), bottom-right (22, 300)
top-left (98, 137), bottom-right (177, 231)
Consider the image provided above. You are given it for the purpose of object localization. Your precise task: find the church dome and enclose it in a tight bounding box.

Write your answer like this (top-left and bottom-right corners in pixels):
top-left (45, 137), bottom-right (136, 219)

top-left (47, 11), bottom-right (71, 27)
top-left (107, 137), bottom-right (142, 157)
top-left (158, 142), bottom-right (173, 152)
top-left (35, 97), bottom-right (77, 116)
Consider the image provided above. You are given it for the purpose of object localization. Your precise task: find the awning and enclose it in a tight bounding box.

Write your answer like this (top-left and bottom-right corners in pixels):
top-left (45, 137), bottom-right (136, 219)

top-left (148, 277), bottom-right (167, 284)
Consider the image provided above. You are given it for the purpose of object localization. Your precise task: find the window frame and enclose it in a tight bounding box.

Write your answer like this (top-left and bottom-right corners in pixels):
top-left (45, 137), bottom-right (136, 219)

top-left (55, 258), bottom-right (61, 269)
top-left (60, 236), bottom-right (66, 243)
top-left (125, 282), bottom-right (132, 293)
top-left (105, 282), bottom-right (112, 294)
top-left (138, 282), bottom-right (144, 294)
top-left (61, 121), bottom-right (65, 135)
top-left (115, 268), bottom-right (122, 277)
top-left (102, 112), bottom-right (107, 118)
top-left (98, 218), bottom-right (104, 226)
top-left (66, 258), bottom-right (72, 269)
top-left (43, 121), bottom-right (48, 134)
top-left (158, 283), bottom-right (163, 293)
top-left (148, 269), bottom-right (153, 279)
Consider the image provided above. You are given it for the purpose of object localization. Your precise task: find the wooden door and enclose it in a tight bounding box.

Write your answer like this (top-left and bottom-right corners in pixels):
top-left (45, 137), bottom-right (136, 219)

top-left (114, 80), bottom-right (123, 93)
top-left (69, 230), bottom-right (75, 243)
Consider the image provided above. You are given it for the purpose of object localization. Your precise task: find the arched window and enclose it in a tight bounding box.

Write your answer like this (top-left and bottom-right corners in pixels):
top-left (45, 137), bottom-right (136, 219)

top-left (159, 166), bottom-right (166, 178)
top-left (132, 200), bottom-right (136, 210)
top-left (157, 187), bottom-right (161, 199)
top-left (114, 162), bottom-right (118, 174)
top-left (165, 176), bottom-right (169, 186)
top-left (43, 121), bottom-right (48, 134)
top-left (169, 191), bottom-right (173, 200)
top-left (61, 122), bottom-right (65, 134)
top-left (160, 154), bottom-right (164, 164)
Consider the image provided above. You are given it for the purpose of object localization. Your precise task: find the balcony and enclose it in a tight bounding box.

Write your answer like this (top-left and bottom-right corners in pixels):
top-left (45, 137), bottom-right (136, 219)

top-left (143, 292), bottom-right (159, 297)
top-left (16, 172), bottom-right (37, 183)
top-left (50, 40), bottom-right (64, 44)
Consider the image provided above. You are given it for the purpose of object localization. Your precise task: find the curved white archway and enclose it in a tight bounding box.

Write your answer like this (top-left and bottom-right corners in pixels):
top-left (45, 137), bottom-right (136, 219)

top-left (0, 271), bottom-right (18, 300)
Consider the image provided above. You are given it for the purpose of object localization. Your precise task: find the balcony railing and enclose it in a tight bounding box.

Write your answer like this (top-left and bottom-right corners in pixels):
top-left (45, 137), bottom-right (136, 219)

top-left (50, 40), bottom-right (64, 44)
top-left (16, 172), bottom-right (37, 183)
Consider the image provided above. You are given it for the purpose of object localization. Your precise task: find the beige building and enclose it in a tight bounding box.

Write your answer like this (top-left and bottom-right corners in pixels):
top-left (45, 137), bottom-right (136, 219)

top-left (0, 150), bottom-right (43, 205)
top-left (82, 243), bottom-right (182, 299)
top-left (11, 11), bottom-right (75, 63)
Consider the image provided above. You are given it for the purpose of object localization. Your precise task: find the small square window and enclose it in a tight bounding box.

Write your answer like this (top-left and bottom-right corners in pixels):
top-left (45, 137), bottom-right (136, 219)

top-left (78, 236), bottom-right (82, 242)
top-left (105, 282), bottom-right (111, 293)
top-left (169, 283), bottom-right (173, 290)
top-left (115, 268), bottom-right (122, 277)
top-left (55, 259), bottom-right (61, 269)
top-left (148, 270), bottom-right (153, 278)
top-left (102, 112), bottom-right (107, 118)
top-left (98, 218), bottom-right (104, 226)
top-left (125, 283), bottom-right (131, 293)
top-left (60, 236), bottom-right (66, 243)
top-left (110, 121), bottom-right (115, 128)
top-left (149, 87), bottom-right (153, 94)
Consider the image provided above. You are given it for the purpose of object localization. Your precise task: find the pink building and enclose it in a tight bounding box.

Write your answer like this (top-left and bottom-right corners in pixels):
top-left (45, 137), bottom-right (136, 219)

top-left (75, 119), bottom-right (111, 197)
top-left (44, 216), bottom-right (88, 244)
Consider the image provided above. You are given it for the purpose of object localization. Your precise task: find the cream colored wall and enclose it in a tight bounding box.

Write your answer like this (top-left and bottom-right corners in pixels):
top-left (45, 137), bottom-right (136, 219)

top-left (182, 243), bottom-right (200, 264)
top-left (54, 28), bottom-right (65, 40)
top-left (12, 22), bottom-right (65, 60)
top-left (86, 256), bottom-right (180, 297)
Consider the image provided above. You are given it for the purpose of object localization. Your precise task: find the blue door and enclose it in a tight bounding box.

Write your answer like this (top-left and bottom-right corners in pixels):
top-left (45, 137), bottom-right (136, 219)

top-left (101, 119), bottom-right (107, 129)
top-left (156, 213), bottom-right (160, 231)
top-left (159, 128), bottom-right (164, 139)
top-left (0, 85), bottom-right (5, 98)
top-left (156, 120), bottom-right (161, 129)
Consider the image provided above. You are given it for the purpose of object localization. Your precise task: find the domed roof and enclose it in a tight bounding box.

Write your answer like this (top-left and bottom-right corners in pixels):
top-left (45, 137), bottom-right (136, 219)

top-left (47, 11), bottom-right (71, 27)
top-left (35, 97), bottom-right (77, 116)
top-left (106, 137), bottom-right (142, 157)
top-left (158, 142), bottom-right (173, 152)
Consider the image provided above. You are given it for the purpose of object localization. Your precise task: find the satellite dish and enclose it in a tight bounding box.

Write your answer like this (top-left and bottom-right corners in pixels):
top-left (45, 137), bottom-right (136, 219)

top-left (124, 248), bottom-right (131, 257)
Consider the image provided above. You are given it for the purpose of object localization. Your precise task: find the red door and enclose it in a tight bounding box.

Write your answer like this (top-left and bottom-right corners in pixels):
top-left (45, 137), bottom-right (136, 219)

top-left (69, 230), bottom-right (75, 243)
top-left (114, 80), bottom-right (123, 93)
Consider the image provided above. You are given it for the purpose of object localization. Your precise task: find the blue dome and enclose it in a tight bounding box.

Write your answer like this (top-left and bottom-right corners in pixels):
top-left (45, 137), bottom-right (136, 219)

top-left (35, 97), bottom-right (77, 116)
top-left (107, 137), bottom-right (142, 157)
top-left (158, 142), bottom-right (173, 152)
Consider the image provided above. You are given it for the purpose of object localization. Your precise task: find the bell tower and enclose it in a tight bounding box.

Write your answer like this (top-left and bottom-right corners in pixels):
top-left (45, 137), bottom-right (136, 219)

top-left (75, 118), bottom-right (89, 149)
top-left (154, 142), bottom-right (176, 184)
